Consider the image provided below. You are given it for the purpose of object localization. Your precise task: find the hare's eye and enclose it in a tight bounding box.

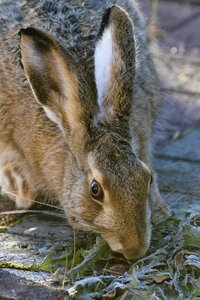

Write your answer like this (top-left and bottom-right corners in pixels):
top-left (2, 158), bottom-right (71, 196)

top-left (90, 180), bottom-right (104, 201)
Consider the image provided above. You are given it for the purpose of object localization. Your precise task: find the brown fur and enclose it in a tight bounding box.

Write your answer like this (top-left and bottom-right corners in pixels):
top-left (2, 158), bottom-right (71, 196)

top-left (0, 0), bottom-right (170, 259)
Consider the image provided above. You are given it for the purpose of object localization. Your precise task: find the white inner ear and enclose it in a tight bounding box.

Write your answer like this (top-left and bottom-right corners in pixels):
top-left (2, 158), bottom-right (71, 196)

top-left (94, 26), bottom-right (113, 107)
top-left (43, 106), bottom-right (63, 132)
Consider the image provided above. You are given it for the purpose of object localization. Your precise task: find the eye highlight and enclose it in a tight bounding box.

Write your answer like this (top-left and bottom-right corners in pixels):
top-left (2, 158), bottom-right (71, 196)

top-left (90, 179), bottom-right (104, 202)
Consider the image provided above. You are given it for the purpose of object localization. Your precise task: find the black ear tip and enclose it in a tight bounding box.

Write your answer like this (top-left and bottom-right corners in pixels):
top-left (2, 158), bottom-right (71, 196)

top-left (103, 6), bottom-right (112, 22)
top-left (98, 5), bottom-right (122, 39)
top-left (19, 27), bottom-right (38, 37)
top-left (19, 27), bottom-right (55, 51)
top-left (98, 6), bottom-right (113, 39)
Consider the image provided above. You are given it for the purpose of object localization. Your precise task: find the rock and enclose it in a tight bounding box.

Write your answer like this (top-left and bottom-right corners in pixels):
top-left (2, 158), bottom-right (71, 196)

top-left (0, 269), bottom-right (66, 300)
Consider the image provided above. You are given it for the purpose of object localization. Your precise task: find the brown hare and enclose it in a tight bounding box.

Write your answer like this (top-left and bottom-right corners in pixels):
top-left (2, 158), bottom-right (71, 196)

top-left (0, 0), bottom-right (170, 259)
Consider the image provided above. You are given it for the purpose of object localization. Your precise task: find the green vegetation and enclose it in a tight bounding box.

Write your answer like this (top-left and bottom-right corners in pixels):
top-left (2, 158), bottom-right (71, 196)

top-left (2, 205), bottom-right (199, 299)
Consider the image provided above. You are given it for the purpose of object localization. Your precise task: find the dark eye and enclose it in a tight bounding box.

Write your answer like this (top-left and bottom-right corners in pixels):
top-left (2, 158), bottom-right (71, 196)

top-left (90, 179), bottom-right (104, 202)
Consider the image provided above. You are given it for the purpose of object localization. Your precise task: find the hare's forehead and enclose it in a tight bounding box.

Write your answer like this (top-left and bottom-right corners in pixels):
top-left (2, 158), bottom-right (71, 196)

top-left (87, 154), bottom-right (150, 207)
top-left (87, 154), bottom-right (106, 184)
top-left (87, 152), bottom-right (151, 185)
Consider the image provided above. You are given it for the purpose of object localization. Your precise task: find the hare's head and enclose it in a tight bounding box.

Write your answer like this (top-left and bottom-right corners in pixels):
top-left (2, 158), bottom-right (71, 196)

top-left (20, 5), bottom-right (152, 259)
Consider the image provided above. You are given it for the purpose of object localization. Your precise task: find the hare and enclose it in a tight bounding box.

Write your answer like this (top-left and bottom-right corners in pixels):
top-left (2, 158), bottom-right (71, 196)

top-left (0, 0), bottom-right (170, 259)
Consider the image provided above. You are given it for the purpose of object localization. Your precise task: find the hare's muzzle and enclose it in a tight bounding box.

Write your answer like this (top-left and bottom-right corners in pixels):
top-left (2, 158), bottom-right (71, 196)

top-left (102, 233), bottom-right (150, 260)
top-left (121, 244), bottom-right (149, 260)
top-left (120, 234), bottom-right (150, 260)
top-left (109, 241), bottom-right (149, 260)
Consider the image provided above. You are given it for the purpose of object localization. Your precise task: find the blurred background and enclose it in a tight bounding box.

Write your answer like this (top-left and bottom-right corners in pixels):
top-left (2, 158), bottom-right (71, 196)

top-left (140, 0), bottom-right (200, 145)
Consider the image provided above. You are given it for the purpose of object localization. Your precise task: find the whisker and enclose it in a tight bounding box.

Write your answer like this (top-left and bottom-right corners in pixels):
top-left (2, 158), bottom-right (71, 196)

top-left (155, 160), bottom-right (183, 169)
top-left (162, 191), bottom-right (175, 201)
top-left (168, 193), bottom-right (186, 203)
top-left (0, 209), bottom-right (67, 219)
top-left (44, 221), bottom-right (67, 225)
top-left (151, 193), bottom-right (187, 224)
top-left (71, 215), bottom-right (101, 233)
top-left (4, 191), bottom-right (64, 211)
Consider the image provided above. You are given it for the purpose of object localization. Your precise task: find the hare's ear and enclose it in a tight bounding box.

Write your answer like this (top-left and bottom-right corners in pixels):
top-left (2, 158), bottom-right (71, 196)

top-left (94, 5), bottom-right (135, 127)
top-left (20, 28), bottom-right (94, 156)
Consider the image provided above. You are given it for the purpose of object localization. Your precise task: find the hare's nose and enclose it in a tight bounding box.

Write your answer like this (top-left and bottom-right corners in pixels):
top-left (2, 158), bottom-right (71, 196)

top-left (122, 245), bottom-right (148, 260)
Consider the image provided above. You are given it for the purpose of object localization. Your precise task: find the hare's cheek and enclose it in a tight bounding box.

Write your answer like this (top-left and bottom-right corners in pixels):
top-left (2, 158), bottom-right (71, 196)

top-left (76, 197), bottom-right (102, 221)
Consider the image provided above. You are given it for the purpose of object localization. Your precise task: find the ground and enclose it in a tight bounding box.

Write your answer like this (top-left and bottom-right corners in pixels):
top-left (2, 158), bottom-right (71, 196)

top-left (0, 0), bottom-right (200, 299)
